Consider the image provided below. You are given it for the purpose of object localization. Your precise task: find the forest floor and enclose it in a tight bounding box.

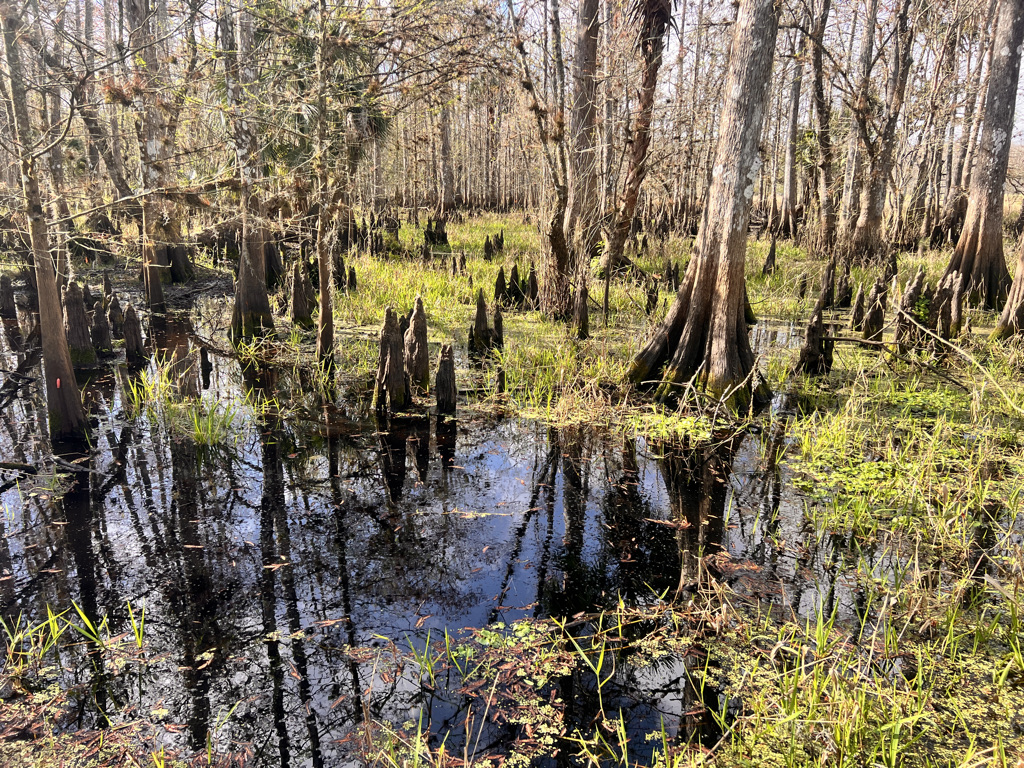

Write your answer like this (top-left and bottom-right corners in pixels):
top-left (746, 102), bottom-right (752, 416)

top-left (1, 212), bottom-right (1024, 766)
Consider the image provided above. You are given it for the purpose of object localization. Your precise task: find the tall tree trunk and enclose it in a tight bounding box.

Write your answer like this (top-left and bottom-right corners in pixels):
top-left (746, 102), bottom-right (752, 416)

top-left (601, 0), bottom-right (617, 215)
top-left (780, 33), bottom-right (804, 239)
top-left (601, 0), bottom-right (671, 274)
top-left (511, 0), bottom-right (574, 318)
top-left (564, 0), bottom-right (600, 262)
top-left (903, 26), bottom-right (957, 244)
top-left (954, 0), bottom-right (1023, 315)
top-left (1, 3), bottom-right (86, 440)
top-left (438, 95), bottom-right (455, 215)
top-left (628, 0), bottom-right (778, 411)
top-left (848, 0), bottom-right (915, 262)
top-left (125, 0), bottom-right (192, 305)
top-left (224, 3), bottom-right (273, 341)
top-left (314, 0), bottom-right (333, 368)
top-left (810, 0), bottom-right (836, 252)
top-left (81, 0), bottom-right (99, 173)
top-left (839, 1), bottom-right (867, 235)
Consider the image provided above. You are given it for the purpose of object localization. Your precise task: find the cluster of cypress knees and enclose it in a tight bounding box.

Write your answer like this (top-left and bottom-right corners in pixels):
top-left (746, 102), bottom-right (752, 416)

top-left (784, 240), bottom-right (969, 376)
top-left (1, 271), bottom-right (148, 370)
top-left (372, 230), bottom-right (534, 418)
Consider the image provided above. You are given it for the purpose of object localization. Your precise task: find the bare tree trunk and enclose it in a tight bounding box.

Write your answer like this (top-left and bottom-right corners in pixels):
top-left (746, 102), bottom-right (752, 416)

top-left (601, 0), bottom-right (617, 215)
top-left (848, 0), bottom-right (915, 261)
top-left (628, 0), bottom-right (778, 411)
top-left (438, 95), bottom-right (455, 215)
top-left (224, 3), bottom-right (273, 341)
top-left (1, 4), bottom-right (86, 439)
top-left (780, 33), bottom-right (804, 239)
top-left (125, 0), bottom-right (194, 305)
top-left (601, 0), bottom-right (671, 273)
top-left (511, 0), bottom-right (574, 318)
top-left (955, 0), bottom-right (1023, 316)
top-left (839, 1), bottom-right (867, 235)
top-left (315, 0), bottom-right (333, 367)
top-left (564, 0), bottom-right (600, 261)
top-left (810, 0), bottom-right (836, 252)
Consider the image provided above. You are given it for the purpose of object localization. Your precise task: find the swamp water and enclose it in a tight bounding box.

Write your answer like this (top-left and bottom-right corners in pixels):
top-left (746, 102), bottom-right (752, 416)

top-left (0, 312), bottom-right (935, 766)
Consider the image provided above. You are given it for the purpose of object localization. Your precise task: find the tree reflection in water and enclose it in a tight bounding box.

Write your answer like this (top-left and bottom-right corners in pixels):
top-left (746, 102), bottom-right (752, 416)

top-left (0, 333), bottom-right (869, 764)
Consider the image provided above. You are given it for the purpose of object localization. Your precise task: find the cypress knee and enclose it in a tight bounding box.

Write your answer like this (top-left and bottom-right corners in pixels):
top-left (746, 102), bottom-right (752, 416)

top-left (762, 235), bottom-right (777, 276)
top-left (495, 266), bottom-right (507, 305)
top-left (123, 304), bottom-right (146, 365)
top-left (821, 258), bottom-right (836, 309)
top-left (796, 294), bottom-right (833, 375)
top-left (91, 301), bottom-right (114, 357)
top-left (849, 283), bottom-right (865, 332)
top-left (527, 263), bottom-right (539, 307)
top-left (435, 344), bottom-right (457, 414)
top-left (508, 264), bottom-right (523, 307)
top-left (936, 294), bottom-right (952, 343)
top-left (63, 282), bottom-right (97, 366)
top-left (895, 267), bottom-right (925, 349)
top-left (374, 307), bottom-right (411, 413)
top-left (928, 274), bottom-right (955, 339)
top-left (573, 285), bottom-right (589, 340)
top-left (493, 305), bottom-right (504, 349)
top-left (404, 295), bottom-right (429, 392)
top-left (950, 274), bottom-right (965, 337)
top-left (102, 271), bottom-right (113, 303)
top-left (108, 295), bottom-right (124, 338)
top-left (797, 272), bottom-right (808, 299)
top-left (645, 280), bottom-right (659, 315)
top-left (0, 274), bottom-right (16, 319)
top-left (472, 289), bottom-right (490, 352)
top-left (347, 266), bottom-right (357, 292)
top-left (883, 250), bottom-right (898, 286)
top-left (835, 265), bottom-right (852, 308)
top-left (862, 277), bottom-right (886, 343)
top-left (290, 262), bottom-right (315, 328)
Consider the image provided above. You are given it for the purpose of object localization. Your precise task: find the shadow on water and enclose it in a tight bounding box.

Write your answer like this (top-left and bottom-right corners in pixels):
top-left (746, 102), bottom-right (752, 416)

top-left (0, 312), bottom-right (908, 764)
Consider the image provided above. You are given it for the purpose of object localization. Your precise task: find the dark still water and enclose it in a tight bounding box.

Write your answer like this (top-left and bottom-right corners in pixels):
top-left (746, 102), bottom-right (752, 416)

top-left (0, 315), bottom-right (871, 766)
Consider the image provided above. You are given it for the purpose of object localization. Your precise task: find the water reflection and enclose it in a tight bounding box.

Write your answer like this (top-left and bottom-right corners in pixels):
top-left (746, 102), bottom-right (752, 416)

top-left (0, 319), bottom-right (891, 765)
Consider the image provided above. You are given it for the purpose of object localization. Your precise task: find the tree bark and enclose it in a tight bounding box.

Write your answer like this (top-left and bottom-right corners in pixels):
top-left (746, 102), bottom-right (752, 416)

top-left (1, 1), bottom-right (86, 439)
top-left (809, 0), bottom-right (836, 252)
top-left (949, 0), bottom-right (1022, 314)
top-left (780, 33), bottom-right (805, 239)
top-left (564, 0), bottom-right (600, 260)
top-left (848, 0), bottom-right (915, 262)
top-left (438, 95), bottom-right (456, 215)
top-left (627, 0), bottom-right (778, 411)
top-left (125, 0), bottom-right (195, 301)
top-left (601, 0), bottom-right (671, 274)
top-left (224, 3), bottom-right (274, 341)
top-left (838, 3), bottom-right (865, 235)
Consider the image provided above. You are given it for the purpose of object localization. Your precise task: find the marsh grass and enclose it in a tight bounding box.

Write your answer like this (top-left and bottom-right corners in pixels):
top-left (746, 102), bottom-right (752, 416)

top-left (12, 215), bottom-right (1024, 766)
top-left (356, 559), bottom-right (1024, 767)
top-left (339, 223), bottom-right (1024, 766)
top-left (120, 360), bottom-right (239, 448)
